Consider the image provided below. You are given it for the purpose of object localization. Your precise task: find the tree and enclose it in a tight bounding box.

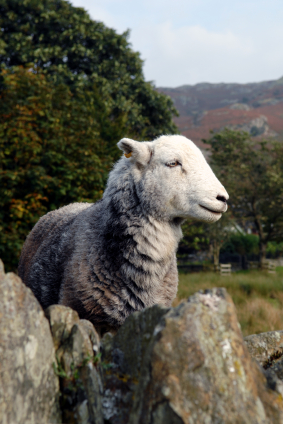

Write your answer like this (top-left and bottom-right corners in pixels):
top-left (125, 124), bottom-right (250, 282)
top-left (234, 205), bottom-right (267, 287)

top-left (204, 129), bottom-right (283, 268)
top-left (178, 221), bottom-right (209, 257)
top-left (0, 0), bottom-right (179, 271)
top-left (0, 0), bottom-right (178, 139)
top-left (0, 65), bottom-right (127, 271)
top-left (221, 233), bottom-right (259, 257)
top-left (178, 213), bottom-right (233, 270)
top-left (204, 212), bottom-right (235, 270)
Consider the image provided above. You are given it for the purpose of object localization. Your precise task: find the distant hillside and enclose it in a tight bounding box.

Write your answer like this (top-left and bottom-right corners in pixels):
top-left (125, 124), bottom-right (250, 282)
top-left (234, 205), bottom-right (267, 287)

top-left (158, 77), bottom-right (283, 149)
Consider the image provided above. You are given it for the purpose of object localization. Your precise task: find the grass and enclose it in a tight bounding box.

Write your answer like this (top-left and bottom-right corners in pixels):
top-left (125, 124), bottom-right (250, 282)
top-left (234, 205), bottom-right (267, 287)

top-left (175, 267), bottom-right (283, 337)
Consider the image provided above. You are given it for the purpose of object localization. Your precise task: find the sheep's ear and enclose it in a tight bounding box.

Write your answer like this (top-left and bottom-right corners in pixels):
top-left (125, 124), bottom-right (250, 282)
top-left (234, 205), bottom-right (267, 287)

top-left (117, 138), bottom-right (152, 166)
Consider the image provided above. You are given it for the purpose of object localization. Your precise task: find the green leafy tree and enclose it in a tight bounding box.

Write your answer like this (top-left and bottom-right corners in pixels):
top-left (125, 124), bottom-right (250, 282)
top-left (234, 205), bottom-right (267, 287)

top-left (0, 0), bottom-right (178, 139)
top-left (178, 221), bottom-right (209, 257)
top-left (221, 233), bottom-right (259, 256)
top-left (204, 212), bottom-right (235, 270)
top-left (266, 241), bottom-right (283, 258)
top-left (204, 129), bottom-right (283, 268)
top-left (178, 213), bottom-right (232, 269)
top-left (0, 66), bottom-right (127, 271)
top-left (0, 0), bottom-right (179, 271)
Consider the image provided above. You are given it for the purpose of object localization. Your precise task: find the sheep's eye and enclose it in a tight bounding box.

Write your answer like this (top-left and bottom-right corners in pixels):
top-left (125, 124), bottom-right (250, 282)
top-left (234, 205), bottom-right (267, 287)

top-left (166, 160), bottom-right (180, 167)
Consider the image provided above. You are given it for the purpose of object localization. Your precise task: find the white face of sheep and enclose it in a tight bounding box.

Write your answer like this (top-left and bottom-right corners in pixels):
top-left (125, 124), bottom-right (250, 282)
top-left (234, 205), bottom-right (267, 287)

top-left (118, 135), bottom-right (229, 223)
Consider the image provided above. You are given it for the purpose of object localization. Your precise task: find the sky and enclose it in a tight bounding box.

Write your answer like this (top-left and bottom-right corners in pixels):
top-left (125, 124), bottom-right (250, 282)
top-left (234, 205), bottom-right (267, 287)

top-left (71, 0), bottom-right (283, 88)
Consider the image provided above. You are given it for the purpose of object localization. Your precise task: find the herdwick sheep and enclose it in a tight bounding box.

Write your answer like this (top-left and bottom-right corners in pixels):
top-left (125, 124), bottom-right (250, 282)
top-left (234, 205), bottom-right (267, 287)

top-left (18, 135), bottom-right (228, 333)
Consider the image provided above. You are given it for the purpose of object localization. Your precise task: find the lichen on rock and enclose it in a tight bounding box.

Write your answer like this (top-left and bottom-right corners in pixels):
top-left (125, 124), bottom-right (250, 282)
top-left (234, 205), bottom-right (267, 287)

top-left (245, 330), bottom-right (283, 367)
top-left (101, 288), bottom-right (283, 424)
top-left (45, 303), bottom-right (103, 424)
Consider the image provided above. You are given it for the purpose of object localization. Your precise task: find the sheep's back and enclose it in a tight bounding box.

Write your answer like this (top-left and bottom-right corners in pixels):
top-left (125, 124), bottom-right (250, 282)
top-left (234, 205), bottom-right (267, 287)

top-left (18, 202), bottom-right (93, 306)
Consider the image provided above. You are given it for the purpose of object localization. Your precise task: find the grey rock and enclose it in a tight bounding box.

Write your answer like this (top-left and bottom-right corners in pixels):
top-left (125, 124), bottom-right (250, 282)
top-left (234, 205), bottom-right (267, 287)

top-left (45, 304), bottom-right (80, 350)
top-left (80, 319), bottom-right (101, 357)
top-left (269, 357), bottom-right (283, 381)
top-left (245, 330), bottom-right (283, 367)
top-left (102, 288), bottom-right (283, 424)
top-left (230, 103), bottom-right (251, 111)
top-left (244, 330), bottom-right (283, 383)
top-left (3, 252), bottom-right (283, 424)
top-left (102, 304), bottom-right (170, 378)
top-left (263, 368), bottom-right (283, 397)
top-left (57, 321), bottom-right (97, 374)
top-left (101, 305), bottom-right (169, 424)
top-left (60, 361), bottom-right (103, 424)
top-left (79, 362), bottom-right (104, 424)
top-left (45, 304), bottom-right (103, 424)
top-left (0, 259), bottom-right (61, 424)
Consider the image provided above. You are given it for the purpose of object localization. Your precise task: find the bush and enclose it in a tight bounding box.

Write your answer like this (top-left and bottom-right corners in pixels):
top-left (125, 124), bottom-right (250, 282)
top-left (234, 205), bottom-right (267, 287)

top-left (221, 233), bottom-right (259, 256)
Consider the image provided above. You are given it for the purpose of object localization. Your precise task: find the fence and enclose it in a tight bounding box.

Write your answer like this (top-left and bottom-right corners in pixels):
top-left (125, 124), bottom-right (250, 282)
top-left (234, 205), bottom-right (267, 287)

top-left (178, 257), bottom-right (279, 274)
top-left (219, 264), bottom-right (231, 276)
top-left (263, 261), bottom-right (276, 274)
top-left (247, 260), bottom-right (277, 273)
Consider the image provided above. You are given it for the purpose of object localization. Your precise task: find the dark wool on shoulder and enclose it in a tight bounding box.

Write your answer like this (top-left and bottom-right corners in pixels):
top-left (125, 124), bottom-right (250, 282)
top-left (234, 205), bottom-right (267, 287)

top-left (18, 135), bottom-right (228, 333)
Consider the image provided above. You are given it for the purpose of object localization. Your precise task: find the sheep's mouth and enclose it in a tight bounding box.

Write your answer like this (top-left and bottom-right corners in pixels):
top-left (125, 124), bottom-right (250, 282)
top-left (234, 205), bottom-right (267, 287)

top-left (199, 205), bottom-right (222, 215)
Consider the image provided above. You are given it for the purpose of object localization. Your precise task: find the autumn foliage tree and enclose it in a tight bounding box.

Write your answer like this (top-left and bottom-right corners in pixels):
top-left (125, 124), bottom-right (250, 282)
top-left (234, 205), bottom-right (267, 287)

top-left (0, 0), bottom-right (179, 271)
top-left (0, 66), bottom-right (128, 270)
top-left (0, 0), bottom-right (178, 139)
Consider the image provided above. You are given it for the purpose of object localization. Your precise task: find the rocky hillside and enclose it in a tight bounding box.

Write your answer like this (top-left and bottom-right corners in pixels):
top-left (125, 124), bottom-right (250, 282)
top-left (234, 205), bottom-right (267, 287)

top-left (159, 77), bottom-right (283, 149)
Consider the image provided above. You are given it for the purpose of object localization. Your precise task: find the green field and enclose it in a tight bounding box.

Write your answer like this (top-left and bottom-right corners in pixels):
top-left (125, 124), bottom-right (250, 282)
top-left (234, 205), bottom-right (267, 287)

top-left (176, 268), bottom-right (283, 337)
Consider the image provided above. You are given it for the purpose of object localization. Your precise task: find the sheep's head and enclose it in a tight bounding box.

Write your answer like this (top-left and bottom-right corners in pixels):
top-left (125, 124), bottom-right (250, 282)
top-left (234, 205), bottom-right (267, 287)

top-left (117, 135), bottom-right (228, 223)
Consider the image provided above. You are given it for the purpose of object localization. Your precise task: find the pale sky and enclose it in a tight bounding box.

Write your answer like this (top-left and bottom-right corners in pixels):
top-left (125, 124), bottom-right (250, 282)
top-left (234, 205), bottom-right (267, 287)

top-left (71, 0), bottom-right (283, 87)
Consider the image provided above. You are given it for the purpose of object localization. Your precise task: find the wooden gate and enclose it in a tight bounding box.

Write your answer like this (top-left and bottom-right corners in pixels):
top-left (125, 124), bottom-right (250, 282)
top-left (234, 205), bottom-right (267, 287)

top-left (219, 264), bottom-right (231, 276)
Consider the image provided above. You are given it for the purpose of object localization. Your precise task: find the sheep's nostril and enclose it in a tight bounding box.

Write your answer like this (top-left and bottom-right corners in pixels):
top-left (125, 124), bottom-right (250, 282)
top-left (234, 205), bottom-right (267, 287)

top-left (216, 195), bottom-right (227, 203)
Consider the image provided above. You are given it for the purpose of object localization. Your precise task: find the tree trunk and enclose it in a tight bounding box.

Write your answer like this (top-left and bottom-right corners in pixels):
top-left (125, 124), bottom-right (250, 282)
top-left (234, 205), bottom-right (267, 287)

top-left (259, 240), bottom-right (267, 270)
top-left (253, 212), bottom-right (267, 271)
top-left (213, 241), bottom-right (221, 272)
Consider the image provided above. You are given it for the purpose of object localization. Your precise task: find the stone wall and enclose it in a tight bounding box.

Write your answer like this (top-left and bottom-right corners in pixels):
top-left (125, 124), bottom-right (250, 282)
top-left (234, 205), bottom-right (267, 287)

top-left (2, 259), bottom-right (283, 423)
